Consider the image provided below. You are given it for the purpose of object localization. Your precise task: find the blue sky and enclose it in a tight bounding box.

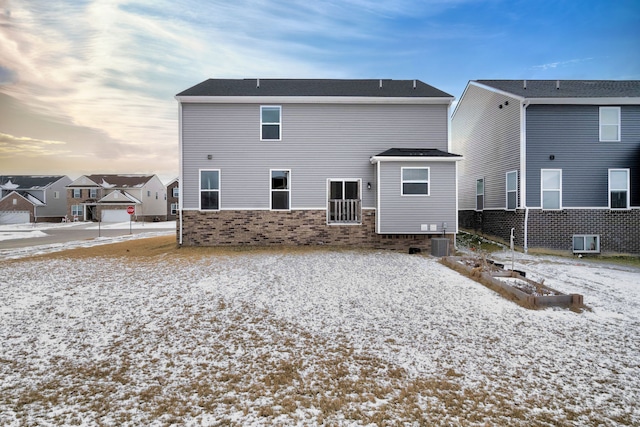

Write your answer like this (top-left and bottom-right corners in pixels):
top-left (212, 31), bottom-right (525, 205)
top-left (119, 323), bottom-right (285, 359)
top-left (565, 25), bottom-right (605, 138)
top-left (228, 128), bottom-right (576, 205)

top-left (1, 0), bottom-right (638, 182)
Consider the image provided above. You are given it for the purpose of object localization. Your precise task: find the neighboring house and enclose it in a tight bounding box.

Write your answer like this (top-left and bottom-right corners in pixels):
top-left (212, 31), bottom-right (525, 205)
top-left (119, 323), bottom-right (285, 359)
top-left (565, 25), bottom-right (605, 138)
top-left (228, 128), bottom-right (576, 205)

top-left (66, 174), bottom-right (167, 222)
top-left (0, 175), bottom-right (71, 223)
top-left (166, 178), bottom-right (179, 221)
top-left (452, 80), bottom-right (640, 255)
top-left (176, 78), bottom-right (462, 251)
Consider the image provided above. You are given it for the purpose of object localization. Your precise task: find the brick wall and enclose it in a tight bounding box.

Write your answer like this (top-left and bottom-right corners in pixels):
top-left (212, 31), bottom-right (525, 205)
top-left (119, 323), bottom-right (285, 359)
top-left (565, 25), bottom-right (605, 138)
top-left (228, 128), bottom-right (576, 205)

top-left (180, 209), bottom-right (454, 252)
top-left (0, 194), bottom-right (35, 222)
top-left (460, 209), bottom-right (640, 254)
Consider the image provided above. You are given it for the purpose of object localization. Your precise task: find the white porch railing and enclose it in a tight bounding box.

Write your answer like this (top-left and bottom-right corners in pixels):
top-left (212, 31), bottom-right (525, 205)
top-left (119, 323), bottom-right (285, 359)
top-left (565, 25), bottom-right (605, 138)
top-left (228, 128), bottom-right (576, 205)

top-left (328, 199), bottom-right (361, 224)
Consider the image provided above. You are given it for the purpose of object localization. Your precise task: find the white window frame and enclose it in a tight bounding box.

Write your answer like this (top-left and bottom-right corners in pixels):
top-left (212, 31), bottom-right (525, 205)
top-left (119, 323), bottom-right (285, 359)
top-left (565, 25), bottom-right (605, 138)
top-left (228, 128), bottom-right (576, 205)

top-left (260, 105), bottom-right (282, 141)
top-left (270, 169), bottom-right (291, 211)
top-left (599, 106), bottom-right (621, 142)
top-left (90, 188), bottom-right (97, 198)
top-left (71, 205), bottom-right (82, 216)
top-left (73, 189), bottom-right (81, 198)
top-left (541, 169), bottom-right (562, 210)
top-left (608, 168), bottom-right (630, 210)
top-left (476, 178), bottom-right (484, 211)
top-left (199, 169), bottom-right (220, 211)
top-left (172, 187), bottom-right (179, 198)
top-left (170, 203), bottom-right (178, 215)
top-left (573, 234), bottom-right (600, 254)
top-left (506, 171), bottom-right (518, 210)
top-left (401, 167), bottom-right (430, 196)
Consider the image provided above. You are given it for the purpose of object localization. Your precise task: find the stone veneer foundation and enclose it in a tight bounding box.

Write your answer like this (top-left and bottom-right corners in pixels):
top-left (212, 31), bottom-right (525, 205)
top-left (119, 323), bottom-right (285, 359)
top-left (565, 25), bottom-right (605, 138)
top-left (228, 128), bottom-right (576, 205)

top-left (459, 209), bottom-right (640, 255)
top-left (179, 209), bottom-right (453, 252)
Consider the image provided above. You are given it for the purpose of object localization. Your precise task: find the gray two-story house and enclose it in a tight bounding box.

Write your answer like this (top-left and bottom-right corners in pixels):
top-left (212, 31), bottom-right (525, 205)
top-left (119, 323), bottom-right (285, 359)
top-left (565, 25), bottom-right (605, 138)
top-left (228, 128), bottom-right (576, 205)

top-left (0, 175), bottom-right (71, 223)
top-left (452, 80), bottom-right (640, 255)
top-left (176, 78), bottom-right (462, 251)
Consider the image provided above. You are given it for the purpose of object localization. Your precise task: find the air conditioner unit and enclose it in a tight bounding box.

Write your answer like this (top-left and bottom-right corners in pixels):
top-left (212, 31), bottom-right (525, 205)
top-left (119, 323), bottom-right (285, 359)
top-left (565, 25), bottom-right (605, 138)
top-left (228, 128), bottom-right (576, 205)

top-left (431, 238), bottom-right (450, 257)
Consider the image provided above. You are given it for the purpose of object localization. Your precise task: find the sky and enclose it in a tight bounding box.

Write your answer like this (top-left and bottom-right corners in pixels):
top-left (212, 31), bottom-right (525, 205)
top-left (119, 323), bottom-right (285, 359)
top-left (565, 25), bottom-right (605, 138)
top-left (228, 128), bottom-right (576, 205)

top-left (1, 0), bottom-right (639, 183)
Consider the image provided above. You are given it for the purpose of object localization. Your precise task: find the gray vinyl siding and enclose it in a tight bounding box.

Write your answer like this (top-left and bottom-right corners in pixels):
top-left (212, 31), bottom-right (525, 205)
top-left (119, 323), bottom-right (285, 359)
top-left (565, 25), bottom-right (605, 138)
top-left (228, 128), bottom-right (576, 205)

top-left (525, 105), bottom-right (640, 208)
top-left (451, 84), bottom-right (521, 211)
top-left (36, 177), bottom-right (72, 218)
top-left (181, 102), bottom-right (450, 210)
top-left (378, 161), bottom-right (457, 233)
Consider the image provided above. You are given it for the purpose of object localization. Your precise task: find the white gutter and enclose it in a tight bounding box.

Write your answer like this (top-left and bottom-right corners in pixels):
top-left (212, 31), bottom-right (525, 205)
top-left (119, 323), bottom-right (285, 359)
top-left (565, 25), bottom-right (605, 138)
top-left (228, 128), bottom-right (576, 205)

top-left (369, 156), bottom-right (463, 164)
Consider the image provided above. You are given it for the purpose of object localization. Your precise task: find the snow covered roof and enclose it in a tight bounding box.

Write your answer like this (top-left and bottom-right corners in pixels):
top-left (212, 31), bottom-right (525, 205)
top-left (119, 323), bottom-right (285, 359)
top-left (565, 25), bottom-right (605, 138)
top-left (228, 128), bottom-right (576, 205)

top-left (69, 174), bottom-right (155, 189)
top-left (0, 175), bottom-right (66, 190)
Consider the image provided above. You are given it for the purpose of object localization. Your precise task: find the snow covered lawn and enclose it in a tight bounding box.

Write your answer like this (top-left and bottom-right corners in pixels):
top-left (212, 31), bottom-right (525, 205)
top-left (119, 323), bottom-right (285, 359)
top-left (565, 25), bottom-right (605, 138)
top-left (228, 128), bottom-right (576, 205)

top-left (1, 239), bottom-right (638, 426)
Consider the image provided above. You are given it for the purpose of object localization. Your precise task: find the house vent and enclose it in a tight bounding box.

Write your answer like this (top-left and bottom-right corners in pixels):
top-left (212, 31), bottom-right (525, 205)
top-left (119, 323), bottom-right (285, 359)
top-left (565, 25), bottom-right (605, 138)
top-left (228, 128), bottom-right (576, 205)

top-left (256, 78), bottom-right (260, 88)
top-left (556, 80), bottom-right (560, 90)
top-left (523, 80), bottom-right (527, 89)
top-left (413, 79), bottom-right (416, 89)
top-left (379, 79), bottom-right (382, 89)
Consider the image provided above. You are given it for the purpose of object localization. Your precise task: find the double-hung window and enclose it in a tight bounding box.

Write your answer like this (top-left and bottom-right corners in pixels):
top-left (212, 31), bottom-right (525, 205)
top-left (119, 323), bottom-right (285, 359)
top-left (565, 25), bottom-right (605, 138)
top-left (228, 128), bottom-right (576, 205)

top-left (73, 189), bottom-right (81, 198)
top-left (170, 203), bottom-right (178, 215)
top-left (71, 205), bottom-right (82, 216)
top-left (541, 169), bottom-right (562, 210)
top-left (200, 170), bottom-right (220, 210)
top-left (506, 171), bottom-right (517, 210)
top-left (402, 168), bottom-right (429, 195)
top-left (600, 107), bottom-right (620, 142)
top-left (271, 170), bottom-right (290, 210)
top-left (476, 178), bottom-right (484, 211)
top-left (261, 106), bottom-right (281, 140)
top-left (609, 169), bottom-right (630, 209)
top-left (173, 187), bottom-right (179, 198)
top-left (90, 188), bottom-right (97, 198)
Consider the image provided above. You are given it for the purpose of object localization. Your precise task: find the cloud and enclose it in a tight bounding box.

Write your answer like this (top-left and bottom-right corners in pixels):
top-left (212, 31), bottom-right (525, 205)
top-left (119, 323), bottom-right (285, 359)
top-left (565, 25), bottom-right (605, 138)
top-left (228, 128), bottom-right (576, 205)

top-left (531, 58), bottom-right (594, 71)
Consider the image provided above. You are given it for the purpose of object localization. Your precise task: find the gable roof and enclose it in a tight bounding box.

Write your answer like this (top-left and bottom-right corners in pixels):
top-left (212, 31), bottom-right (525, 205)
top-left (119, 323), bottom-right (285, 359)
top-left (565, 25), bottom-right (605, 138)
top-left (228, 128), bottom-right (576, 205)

top-left (97, 190), bottom-right (142, 204)
top-left (68, 174), bottom-right (155, 188)
top-left (474, 80), bottom-right (640, 99)
top-left (0, 175), bottom-right (66, 190)
top-left (176, 79), bottom-right (453, 99)
top-left (0, 190), bottom-right (44, 206)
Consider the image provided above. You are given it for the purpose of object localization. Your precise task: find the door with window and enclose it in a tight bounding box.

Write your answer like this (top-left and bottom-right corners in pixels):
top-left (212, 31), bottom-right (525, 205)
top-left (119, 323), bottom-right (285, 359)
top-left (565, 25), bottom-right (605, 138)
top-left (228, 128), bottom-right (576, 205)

top-left (328, 179), bottom-right (361, 223)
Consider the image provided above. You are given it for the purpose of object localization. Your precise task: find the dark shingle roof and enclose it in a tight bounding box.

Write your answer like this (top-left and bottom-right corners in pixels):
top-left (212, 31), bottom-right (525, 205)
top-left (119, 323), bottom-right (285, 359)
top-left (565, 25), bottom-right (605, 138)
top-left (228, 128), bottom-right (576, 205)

top-left (177, 79), bottom-right (453, 98)
top-left (0, 175), bottom-right (64, 189)
top-left (375, 148), bottom-right (462, 158)
top-left (475, 80), bottom-right (640, 98)
top-left (68, 175), bottom-right (154, 188)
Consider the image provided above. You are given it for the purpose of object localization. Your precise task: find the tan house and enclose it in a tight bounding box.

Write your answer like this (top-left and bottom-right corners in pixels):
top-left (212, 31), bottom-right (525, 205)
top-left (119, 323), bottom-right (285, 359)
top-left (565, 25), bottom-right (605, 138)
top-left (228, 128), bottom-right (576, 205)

top-left (66, 174), bottom-right (167, 222)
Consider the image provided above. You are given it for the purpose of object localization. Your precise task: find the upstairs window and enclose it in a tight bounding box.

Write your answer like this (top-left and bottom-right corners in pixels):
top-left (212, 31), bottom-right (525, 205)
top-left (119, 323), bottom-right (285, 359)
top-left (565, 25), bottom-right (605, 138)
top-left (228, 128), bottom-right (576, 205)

top-left (271, 170), bottom-right (290, 210)
top-left (506, 171), bottom-right (518, 210)
top-left (541, 169), bottom-right (562, 210)
top-left (90, 189), bottom-right (97, 198)
top-left (609, 169), bottom-right (630, 209)
top-left (73, 189), bottom-right (81, 198)
top-left (600, 107), bottom-right (620, 142)
top-left (173, 187), bottom-right (179, 198)
top-left (261, 106), bottom-right (281, 140)
top-left (402, 168), bottom-right (429, 196)
top-left (476, 178), bottom-right (484, 211)
top-left (200, 170), bottom-right (220, 210)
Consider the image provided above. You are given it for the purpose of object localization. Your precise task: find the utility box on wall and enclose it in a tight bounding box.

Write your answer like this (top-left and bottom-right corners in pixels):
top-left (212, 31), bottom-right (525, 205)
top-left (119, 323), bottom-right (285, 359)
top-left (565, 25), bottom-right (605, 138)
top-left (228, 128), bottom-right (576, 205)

top-left (431, 238), bottom-right (450, 257)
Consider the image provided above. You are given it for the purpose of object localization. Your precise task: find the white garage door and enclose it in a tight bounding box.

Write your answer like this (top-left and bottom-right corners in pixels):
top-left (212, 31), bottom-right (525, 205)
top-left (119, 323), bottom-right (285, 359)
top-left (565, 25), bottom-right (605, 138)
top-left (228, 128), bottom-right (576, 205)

top-left (0, 211), bottom-right (30, 224)
top-left (101, 209), bottom-right (130, 222)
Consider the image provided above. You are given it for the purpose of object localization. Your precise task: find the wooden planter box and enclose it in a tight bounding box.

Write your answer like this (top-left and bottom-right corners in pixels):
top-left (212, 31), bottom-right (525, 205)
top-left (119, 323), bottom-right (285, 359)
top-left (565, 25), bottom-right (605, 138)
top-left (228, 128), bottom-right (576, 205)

top-left (441, 256), bottom-right (584, 310)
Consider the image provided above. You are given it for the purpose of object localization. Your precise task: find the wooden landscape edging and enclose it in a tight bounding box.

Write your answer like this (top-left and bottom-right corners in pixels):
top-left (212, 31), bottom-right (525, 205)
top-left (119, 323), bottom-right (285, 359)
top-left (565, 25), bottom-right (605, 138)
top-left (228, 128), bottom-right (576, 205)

top-left (440, 256), bottom-right (584, 310)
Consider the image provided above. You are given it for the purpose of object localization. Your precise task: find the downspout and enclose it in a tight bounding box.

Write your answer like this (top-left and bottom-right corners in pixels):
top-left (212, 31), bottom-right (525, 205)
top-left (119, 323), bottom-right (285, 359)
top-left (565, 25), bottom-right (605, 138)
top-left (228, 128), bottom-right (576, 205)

top-left (521, 99), bottom-right (530, 253)
top-left (178, 100), bottom-right (184, 245)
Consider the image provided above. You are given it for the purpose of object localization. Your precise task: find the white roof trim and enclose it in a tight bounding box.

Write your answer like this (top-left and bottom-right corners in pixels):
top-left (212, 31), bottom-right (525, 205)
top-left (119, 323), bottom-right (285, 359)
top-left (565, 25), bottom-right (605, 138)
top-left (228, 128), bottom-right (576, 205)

top-left (176, 95), bottom-right (454, 105)
top-left (370, 156), bottom-right (463, 164)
